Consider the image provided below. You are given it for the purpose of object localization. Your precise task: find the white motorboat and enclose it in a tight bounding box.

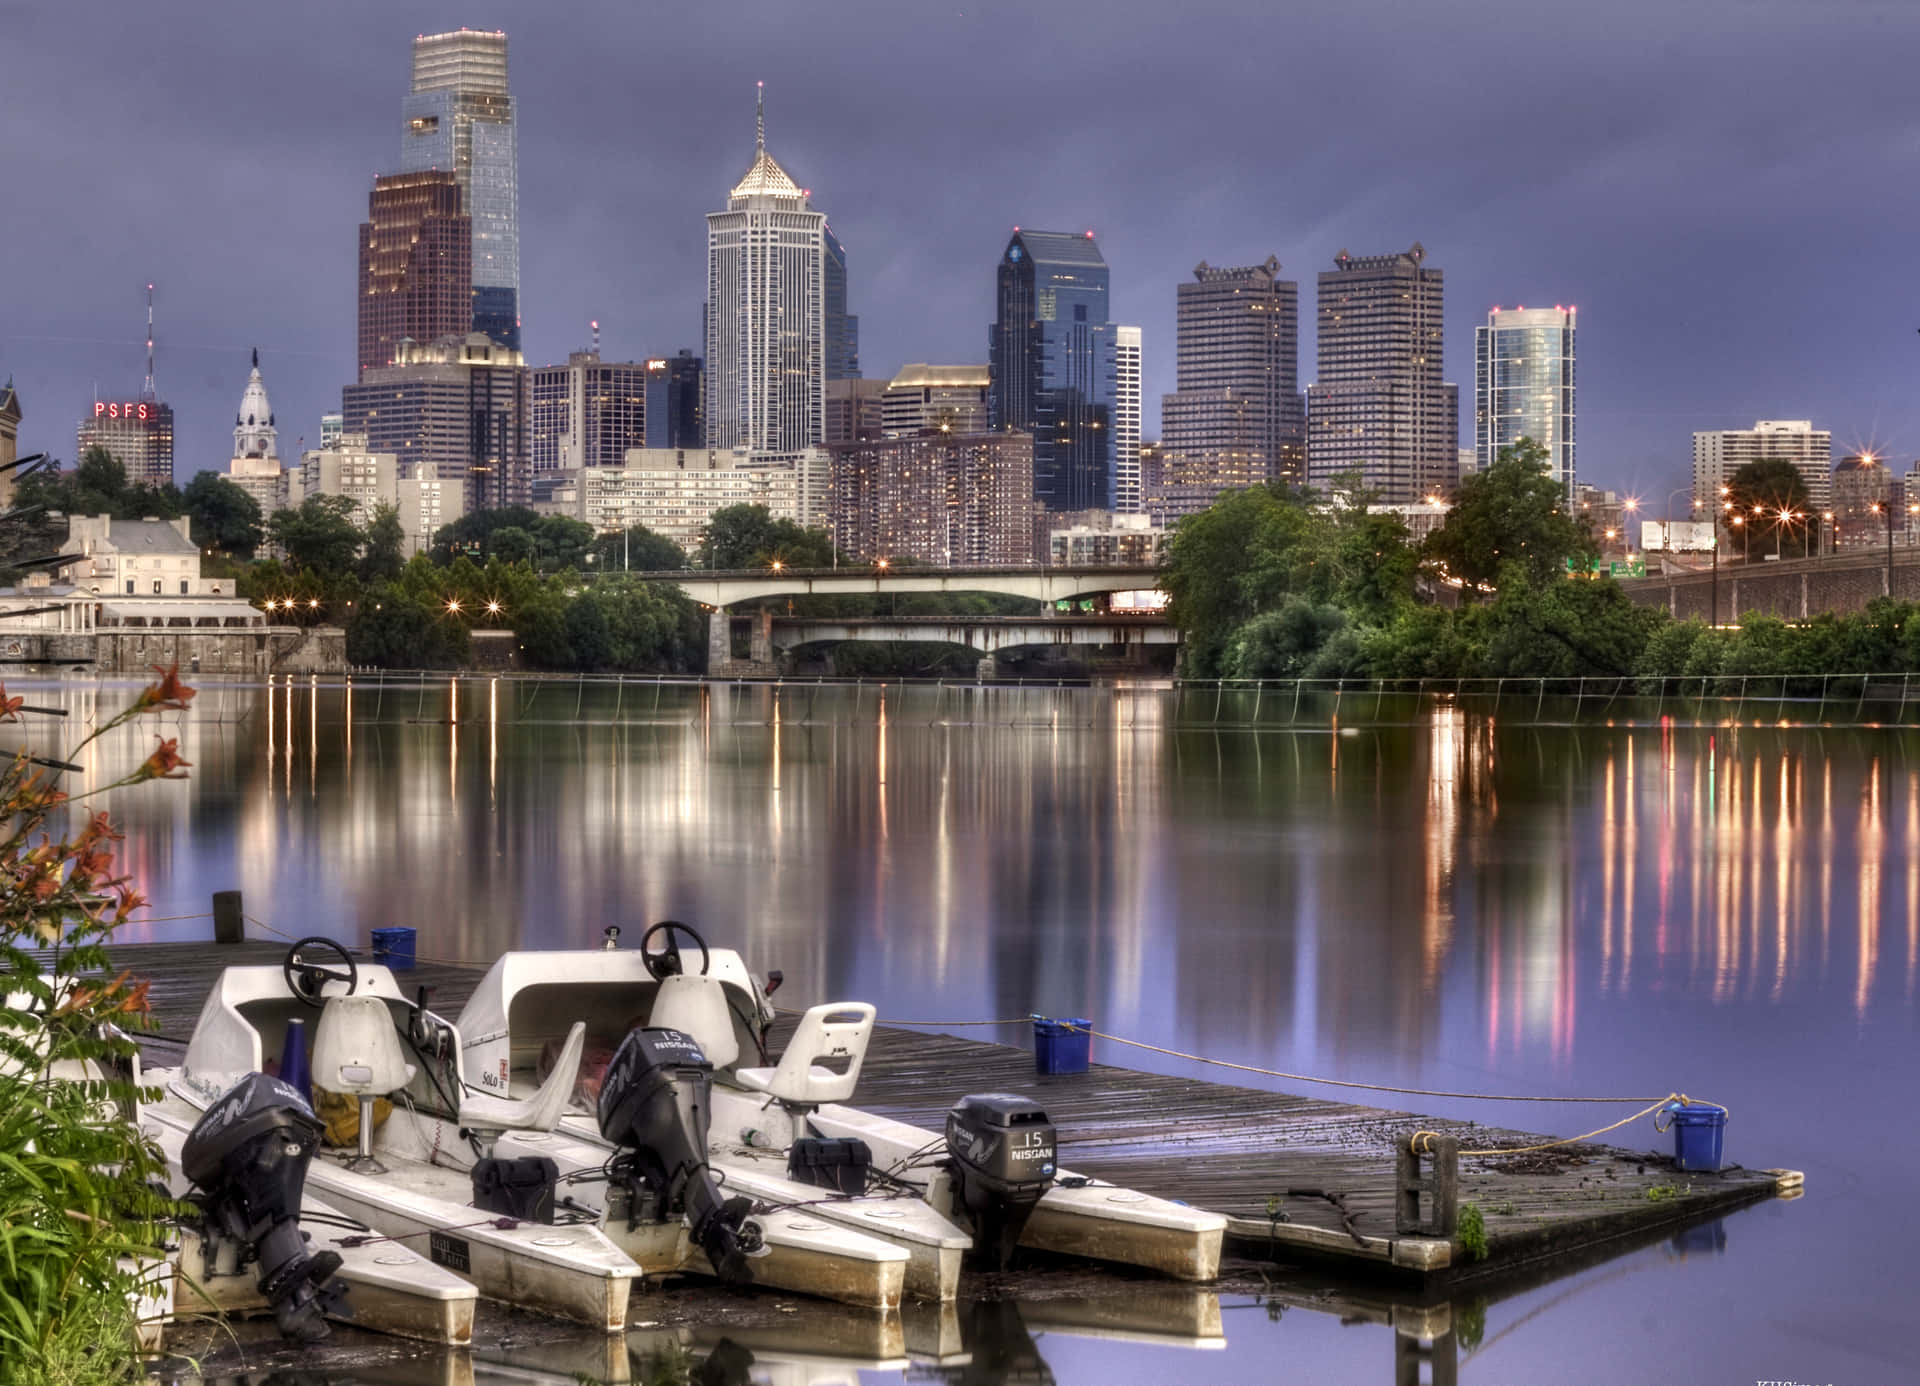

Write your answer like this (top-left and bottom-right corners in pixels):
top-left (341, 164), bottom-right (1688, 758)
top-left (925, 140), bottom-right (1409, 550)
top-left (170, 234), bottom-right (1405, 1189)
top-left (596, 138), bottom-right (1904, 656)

top-left (143, 938), bottom-right (906, 1332)
top-left (456, 922), bottom-right (1227, 1297)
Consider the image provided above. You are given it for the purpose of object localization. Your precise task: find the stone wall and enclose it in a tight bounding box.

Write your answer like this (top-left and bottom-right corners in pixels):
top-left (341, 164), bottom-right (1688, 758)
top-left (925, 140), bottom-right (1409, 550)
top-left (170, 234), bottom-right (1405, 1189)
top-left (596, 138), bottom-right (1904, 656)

top-left (1624, 552), bottom-right (1920, 622)
top-left (9, 626), bottom-right (346, 675)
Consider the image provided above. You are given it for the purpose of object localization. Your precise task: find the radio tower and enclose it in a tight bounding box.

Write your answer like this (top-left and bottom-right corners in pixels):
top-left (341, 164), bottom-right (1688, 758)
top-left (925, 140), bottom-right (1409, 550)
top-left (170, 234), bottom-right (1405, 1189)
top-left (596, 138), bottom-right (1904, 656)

top-left (591, 318), bottom-right (600, 356)
top-left (141, 283), bottom-right (156, 402)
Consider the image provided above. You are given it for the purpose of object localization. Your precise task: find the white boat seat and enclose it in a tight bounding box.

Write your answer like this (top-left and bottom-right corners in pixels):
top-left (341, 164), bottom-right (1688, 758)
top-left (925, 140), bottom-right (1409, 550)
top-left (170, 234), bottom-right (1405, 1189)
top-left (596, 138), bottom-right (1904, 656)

top-left (647, 974), bottom-right (740, 1070)
top-left (311, 995), bottom-right (415, 1096)
top-left (458, 1021), bottom-right (586, 1134)
top-left (733, 1002), bottom-right (875, 1107)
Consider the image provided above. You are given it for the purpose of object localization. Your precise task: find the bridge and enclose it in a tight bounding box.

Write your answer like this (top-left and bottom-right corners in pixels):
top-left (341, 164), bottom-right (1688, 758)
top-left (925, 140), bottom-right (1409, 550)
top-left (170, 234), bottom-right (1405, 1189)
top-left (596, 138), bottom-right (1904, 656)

top-left (633, 564), bottom-right (1162, 609)
top-left (768, 614), bottom-right (1177, 677)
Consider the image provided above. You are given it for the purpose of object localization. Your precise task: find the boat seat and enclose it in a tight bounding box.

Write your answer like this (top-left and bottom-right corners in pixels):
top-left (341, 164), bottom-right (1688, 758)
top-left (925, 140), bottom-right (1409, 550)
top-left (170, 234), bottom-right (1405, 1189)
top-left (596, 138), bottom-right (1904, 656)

top-left (311, 995), bottom-right (415, 1097)
top-left (459, 1021), bottom-right (586, 1135)
top-left (733, 1002), bottom-right (875, 1107)
top-left (647, 974), bottom-right (740, 1070)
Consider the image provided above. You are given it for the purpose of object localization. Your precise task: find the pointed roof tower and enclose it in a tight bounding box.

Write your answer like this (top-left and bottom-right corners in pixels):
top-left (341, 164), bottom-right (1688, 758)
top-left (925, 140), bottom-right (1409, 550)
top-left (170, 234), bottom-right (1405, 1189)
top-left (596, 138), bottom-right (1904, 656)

top-left (729, 81), bottom-right (806, 204)
top-left (232, 348), bottom-right (278, 460)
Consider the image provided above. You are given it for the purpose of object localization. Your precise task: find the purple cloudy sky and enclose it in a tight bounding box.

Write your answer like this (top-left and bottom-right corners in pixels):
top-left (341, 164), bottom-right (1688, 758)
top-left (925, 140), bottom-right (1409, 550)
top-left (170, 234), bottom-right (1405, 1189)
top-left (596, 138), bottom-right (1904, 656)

top-left (4, 0), bottom-right (1918, 507)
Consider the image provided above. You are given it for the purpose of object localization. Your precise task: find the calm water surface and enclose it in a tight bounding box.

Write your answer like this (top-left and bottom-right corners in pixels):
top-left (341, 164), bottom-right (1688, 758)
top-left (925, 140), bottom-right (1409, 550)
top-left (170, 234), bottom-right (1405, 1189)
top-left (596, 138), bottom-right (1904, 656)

top-left (27, 676), bottom-right (1915, 1385)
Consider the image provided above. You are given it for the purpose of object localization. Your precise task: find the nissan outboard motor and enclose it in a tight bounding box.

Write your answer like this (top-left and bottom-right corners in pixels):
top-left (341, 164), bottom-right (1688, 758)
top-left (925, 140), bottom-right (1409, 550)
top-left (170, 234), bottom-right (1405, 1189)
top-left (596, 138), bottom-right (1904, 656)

top-left (597, 1026), bottom-right (762, 1283)
top-left (180, 1073), bottom-right (344, 1342)
top-left (944, 1093), bottom-right (1058, 1269)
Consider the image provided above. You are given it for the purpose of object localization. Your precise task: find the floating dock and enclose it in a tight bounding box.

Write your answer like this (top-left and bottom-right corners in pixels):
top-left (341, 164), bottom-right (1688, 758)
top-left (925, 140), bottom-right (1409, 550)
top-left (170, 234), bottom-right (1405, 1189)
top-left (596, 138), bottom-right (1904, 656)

top-left (117, 938), bottom-right (1797, 1291)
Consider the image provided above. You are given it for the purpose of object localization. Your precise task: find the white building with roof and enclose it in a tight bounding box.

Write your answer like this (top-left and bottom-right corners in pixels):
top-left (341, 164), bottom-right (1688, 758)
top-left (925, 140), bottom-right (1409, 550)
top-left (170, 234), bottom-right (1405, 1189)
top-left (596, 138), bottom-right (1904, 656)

top-left (226, 349), bottom-right (291, 516)
top-left (60, 515), bottom-right (229, 598)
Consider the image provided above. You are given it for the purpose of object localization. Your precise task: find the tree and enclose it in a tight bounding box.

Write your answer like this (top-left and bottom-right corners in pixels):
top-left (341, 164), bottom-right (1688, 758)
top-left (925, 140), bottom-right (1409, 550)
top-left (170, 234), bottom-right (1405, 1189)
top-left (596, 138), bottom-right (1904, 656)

top-left (488, 525), bottom-right (537, 566)
top-left (182, 471), bottom-right (264, 557)
top-left (268, 494), bottom-right (362, 574)
top-left (588, 523), bottom-right (687, 572)
top-left (697, 504), bottom-right (837, 569)
top-left (359, 502), bottom-right (406, 582)
top-left (1159, 485), bottom-right (1331, 676)
top-left (1423, 438), bottom-right (1582, 591)
top-left (529, 515), bottom-right (593, 572)
top-left (1723, 458), bottom-right (1815, 559)
top-left (345, 587), bottom-right (465, 668)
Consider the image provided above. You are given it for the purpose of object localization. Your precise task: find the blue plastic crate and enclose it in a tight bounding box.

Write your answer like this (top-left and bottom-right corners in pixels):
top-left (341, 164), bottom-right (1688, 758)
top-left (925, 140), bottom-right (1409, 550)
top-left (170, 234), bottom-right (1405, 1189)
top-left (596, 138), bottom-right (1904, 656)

top-left (1663, 1100), bottom-right (1727, 1172)
top-left (370, 926), bottom-right (416, 970)
top-left (1032, 1016), bottom-right (1090, 1075)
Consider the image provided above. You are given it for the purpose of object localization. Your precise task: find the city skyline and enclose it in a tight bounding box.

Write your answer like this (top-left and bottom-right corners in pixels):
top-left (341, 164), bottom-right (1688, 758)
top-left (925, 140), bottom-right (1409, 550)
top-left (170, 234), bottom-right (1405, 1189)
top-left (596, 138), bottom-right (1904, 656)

top-left (5, 1), bottom-right (1916, 504)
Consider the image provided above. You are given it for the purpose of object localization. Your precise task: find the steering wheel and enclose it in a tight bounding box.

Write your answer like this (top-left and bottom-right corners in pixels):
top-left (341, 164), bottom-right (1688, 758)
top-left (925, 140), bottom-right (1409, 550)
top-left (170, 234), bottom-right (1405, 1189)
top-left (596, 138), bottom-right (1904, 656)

top-left (284, 937), bottom-right (359, 1007)
top-left (641, 920), bottom-right (710, 981)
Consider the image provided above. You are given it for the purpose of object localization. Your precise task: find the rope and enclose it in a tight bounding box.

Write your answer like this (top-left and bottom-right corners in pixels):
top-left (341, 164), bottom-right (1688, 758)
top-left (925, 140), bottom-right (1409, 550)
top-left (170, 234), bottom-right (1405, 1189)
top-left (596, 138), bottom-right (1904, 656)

top-left (1408, 1094), bottom-right (1723, 1159)
top-left (125, 912), bottom-right (215, 925)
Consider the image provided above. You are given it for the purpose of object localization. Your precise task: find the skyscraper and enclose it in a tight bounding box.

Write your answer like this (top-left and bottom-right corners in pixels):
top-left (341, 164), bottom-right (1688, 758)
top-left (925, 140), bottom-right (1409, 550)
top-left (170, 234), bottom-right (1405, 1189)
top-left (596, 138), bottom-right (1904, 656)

top-left (824, 378), bottom-right (887, 445)
top-left (1160, 258), bottom-right (1303, 497)
top-left (644, 352), bottom-right (704, 449)
top-left (989, 229), bottom-right (1116, 513)
top-left (1474, 306), bottom-right (1576, 498)
top-left (357, 171), bottom-right (472, 379)
top-left (343, 333), bottom-right (530, 513)
top-left (530, 351), bottom-right (649, 474)
top-left (824, 224), bottom-right (859, 381)
top-left (705, 85), bottom-right (828, 452)
top-left (1113, 327), bottom-right (1142, 512)
top-left (829, 431), bottom-right (1036, 566)
top-left (1307, 244), bottom-right (1456, 502)
top-left (881, 365), bottom-right (991, 438)
top-left (400, 29), bottom-right (519, 350)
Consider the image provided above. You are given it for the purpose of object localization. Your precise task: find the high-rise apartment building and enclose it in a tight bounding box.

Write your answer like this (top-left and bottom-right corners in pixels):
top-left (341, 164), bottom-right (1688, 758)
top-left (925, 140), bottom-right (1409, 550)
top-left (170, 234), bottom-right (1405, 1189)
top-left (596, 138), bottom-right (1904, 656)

top-left (882, 365), bottom-right (991, 438)
top-left (829, 432), bottom-right (1037, 566)
top-left (705, 87), bottom-right (828, 452)
top-left (342, 333), bottom-right (530, 513)
top-left (824, 224), bottom-right (859, 381)
top-left (400, 29), bottom-right (519, 349)
top-left (76, 400), bottom-right (173, 488)
top-left (644, 352), bottom-right (704, 449)
top-left (567, 448), bottom-right (806, 546)
top-left (1307, 244), bottom-right (1456, 502)
top-left (1160, 258), bottom-right (1303, 500)
top-left (824, 378), bottom-right (887, 445)
top-left (1692, 420), bottom-right (1833, 513)
top-left (530, 352), bottom-right (648, 475)
top-left (989, 229), bottom-right (1116, 513)
top-left (357, 171), bottom-right (471, 378)
top-left (1113, 327), bottom-right (1142, 512)
top-left (1475, 306), bottom-right (1576, 499)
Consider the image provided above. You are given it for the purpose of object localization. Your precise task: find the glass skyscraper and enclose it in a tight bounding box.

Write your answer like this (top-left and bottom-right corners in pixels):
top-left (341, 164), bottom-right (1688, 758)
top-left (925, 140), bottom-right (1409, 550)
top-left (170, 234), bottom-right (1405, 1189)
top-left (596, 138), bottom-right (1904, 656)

top-left (1474, 306), bottom-right (1576, 499)
top-left (400, 29), bottom-right (519, 351)
top-left (988, 229), bottom-right (1117, 513)
top-left (824, 224), bottom-right (859, 381)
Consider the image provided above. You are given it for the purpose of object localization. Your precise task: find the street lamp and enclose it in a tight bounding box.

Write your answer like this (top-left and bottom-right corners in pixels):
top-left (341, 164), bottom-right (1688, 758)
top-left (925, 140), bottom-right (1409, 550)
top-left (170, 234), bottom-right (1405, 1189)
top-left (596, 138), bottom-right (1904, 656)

top-left (1623, 498), bottom-right (1638, 555)
top-left (1719, 514), bottom-right (1743, 625)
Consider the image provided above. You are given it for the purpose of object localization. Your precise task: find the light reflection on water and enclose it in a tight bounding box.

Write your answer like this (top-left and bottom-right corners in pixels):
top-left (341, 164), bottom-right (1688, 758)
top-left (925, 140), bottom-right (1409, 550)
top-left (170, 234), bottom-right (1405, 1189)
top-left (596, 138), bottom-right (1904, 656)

top-left (18, 676), bottom-right (1911, 1384)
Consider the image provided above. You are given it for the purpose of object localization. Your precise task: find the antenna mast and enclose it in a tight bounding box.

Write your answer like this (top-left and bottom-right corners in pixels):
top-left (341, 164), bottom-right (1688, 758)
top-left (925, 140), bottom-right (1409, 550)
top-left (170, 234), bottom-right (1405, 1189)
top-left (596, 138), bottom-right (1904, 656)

top-left (142, 283), bottom-right (156, 401)
top-left (591, 318), bottom-right (600, 356)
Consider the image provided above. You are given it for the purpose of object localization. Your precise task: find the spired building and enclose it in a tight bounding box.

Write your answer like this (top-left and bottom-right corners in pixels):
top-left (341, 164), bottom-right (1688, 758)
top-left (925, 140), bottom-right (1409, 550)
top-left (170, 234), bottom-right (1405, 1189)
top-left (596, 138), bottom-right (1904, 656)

top-left (357, 171), bottom-right (472, 378)
top-left (1160, 258), bottom-right (1304, 498)
top-left (989, 229), bottom-right (1117, 513)
top-left (400, 29), bottom-right (519, 350)
top-left (1474, 306), bottom-right (1577, 500)
top-left (705, 85), bottom-right (829, 452)
top-left (226, 350), bottom-right (290, 516)
top-left (1307, 244), bottom-right (1457, 503)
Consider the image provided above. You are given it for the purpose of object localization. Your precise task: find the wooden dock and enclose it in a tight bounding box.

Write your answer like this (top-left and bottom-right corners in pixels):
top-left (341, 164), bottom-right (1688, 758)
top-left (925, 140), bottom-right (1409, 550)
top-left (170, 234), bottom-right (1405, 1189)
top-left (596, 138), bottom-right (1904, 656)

top-left (114, 938), bottom-right (1796, 1291)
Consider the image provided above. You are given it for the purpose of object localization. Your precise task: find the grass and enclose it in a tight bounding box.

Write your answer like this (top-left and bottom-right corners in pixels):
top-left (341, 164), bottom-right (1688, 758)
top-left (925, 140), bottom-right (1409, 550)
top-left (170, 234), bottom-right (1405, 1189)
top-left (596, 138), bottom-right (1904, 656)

top-left (1456, 1201), bottom-right (1488, 1261)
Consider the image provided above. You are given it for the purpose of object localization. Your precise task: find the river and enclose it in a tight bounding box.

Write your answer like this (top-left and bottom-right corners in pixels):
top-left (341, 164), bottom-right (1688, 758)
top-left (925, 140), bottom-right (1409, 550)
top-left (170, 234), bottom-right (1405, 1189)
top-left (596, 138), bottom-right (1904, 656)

top-left (16, 675), bottom-right (1913, 1385)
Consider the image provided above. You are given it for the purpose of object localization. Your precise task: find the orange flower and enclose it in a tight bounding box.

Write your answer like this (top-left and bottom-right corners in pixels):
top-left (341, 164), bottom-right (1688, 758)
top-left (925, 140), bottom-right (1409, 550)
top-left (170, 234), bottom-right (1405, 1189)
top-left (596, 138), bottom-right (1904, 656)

top-left (135, 738), bottom-right (192, 781)
top-left (0, 683), bottom-right (22, 722)
top-left (74, 811), bottom-right (121, 850)
top-left (136, 664), bottom-right (196, 713)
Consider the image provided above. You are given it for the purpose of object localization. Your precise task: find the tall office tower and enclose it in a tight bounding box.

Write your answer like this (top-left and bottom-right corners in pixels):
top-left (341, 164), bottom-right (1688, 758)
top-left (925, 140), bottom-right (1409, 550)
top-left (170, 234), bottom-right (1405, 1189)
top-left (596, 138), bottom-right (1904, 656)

top-left (644, 351), bottom-right (704, 448)
top-left (529, 351), bottom-right (649, 474)
top-left (824, 224), bottom-right (859, 380)
top-left (1692, 420), bottom-right (1833, 513)
top-left (824, 378), bottom-right (887, 444)
top-left (829, 431), bottom-right (1037, 566)
top-left (989, 229), bottom-right (1116, 513)
top-left (882, 365), bottom-right (990, 437)
top-left (705, 85), bottom-right (828, 452)
top-left (1474, 306), bottom-right (1576, 499)
top-left (400, 29), bottom-right (518, 349)
top-left (76, 402), bottom-right (174, 487)
top-left (1307, 244), bottom-right (1455, 502)
top-left (1160, 258), bottom-right (1303, 500)
top-left (342, 333), bottom-right (530, 513)
top-left (357, 171), bottom-right (472, 378)
top-left (1113, 327), bottom-right (1142, 512)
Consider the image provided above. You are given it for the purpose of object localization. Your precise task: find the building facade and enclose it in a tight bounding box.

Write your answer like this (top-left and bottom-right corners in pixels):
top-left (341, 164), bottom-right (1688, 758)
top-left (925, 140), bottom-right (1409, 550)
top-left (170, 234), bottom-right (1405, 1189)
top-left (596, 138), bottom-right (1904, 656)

top-left (705, 88), bottom-right (828, 452)
top-left (1831, 454), bottom-right (1896, 550)
top-left (1474, 306), bottom-right (1576, 499)
top-left (357, 171), bottom-right (472, 379)
top-left (1307, 244), bottom-right (1456, 502)
top-left (882, 365), bottom-right (991, 438)
top-left (1047, 511), bottom-right (1165, 566)
top-left (829, 431), bottom-right (1037, 566)
top-left (400, 28), bottom-right (519, 349)
top-left (989, 229), bottom-right (1117, 513)
top-left (225, 349), bottom-right (289, 517)
top-left (825, 378), bottom-right (887, 444)
top-left (59, 516), bottom-right (219, 597)
top-left (1, 378), bottom-right (20, 509)
top-left (1160, 257), bottom-right (1303, 500)
top-left (569, 448), bottom-right (803, 546)
top-left (644, 352), bottom-right (704, 448)
top-left (1692, 420), bottom-right (1833, 514)
top-left (529, 352), bottom-right (648, 475)
top-left (824, 224), bottom-right (859, 381)
top-left (291, 439), bottom-right (463, 556)
top-left (1113, 327), bottom-right (1142, 512)
top-left (76, 399), bottom-right (174, 488)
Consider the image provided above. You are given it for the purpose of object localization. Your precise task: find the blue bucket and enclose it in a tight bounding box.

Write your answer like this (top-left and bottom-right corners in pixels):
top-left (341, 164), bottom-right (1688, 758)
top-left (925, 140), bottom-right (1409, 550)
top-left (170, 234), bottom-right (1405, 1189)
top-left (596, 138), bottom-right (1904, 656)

top-left (1032, 1016), bottom-right (1090, 1075)
top-left (371, 927), bottom-right (416, 970)
top-left (1662, 1100), bottom-right (1727, 1172)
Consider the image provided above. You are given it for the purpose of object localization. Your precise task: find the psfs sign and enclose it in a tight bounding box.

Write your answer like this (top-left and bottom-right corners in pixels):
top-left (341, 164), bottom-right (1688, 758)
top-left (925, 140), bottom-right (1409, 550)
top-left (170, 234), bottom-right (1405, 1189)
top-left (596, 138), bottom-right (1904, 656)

top-left (92, 402), bottom-right (158, 421)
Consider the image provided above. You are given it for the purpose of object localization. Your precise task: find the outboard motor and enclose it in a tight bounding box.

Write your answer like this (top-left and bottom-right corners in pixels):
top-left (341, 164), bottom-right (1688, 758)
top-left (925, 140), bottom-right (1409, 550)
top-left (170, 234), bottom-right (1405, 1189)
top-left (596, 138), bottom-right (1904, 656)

top-left (944, 1093), bottom-right (1057, 1269)
top-left (180, 1073), bottom-right (344, 1342)
top-left (597, 1026), bottom-right (762, 1283)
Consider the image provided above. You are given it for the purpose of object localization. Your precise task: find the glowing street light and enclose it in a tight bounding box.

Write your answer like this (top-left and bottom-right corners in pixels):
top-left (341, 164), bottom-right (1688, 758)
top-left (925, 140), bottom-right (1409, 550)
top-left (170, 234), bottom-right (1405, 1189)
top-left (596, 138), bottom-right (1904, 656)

top-left (446, 599), bottom-right (462, 614)
top-left (485, 600), bottom-right (503, 616)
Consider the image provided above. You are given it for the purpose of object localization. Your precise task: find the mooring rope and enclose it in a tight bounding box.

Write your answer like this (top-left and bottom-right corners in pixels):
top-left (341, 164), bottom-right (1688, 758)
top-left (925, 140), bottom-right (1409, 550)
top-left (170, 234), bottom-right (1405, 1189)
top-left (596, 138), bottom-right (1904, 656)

top-left (1407, 1092), bottom-right (1722, 1159)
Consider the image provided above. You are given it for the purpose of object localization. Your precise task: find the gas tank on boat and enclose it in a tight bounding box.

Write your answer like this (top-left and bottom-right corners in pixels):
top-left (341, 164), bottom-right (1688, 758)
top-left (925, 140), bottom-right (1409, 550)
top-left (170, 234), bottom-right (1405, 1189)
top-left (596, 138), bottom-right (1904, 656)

top-left (944, 1093), bottom-right (1057, 1268)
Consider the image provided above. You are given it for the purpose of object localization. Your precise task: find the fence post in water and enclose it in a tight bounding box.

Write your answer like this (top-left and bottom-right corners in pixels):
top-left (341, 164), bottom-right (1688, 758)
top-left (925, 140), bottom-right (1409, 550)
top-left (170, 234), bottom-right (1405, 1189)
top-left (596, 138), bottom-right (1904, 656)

top-left (212, 890), bottom-right (244, 945)
top-left (1395, 1133), bottom-right (1459, 1238)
